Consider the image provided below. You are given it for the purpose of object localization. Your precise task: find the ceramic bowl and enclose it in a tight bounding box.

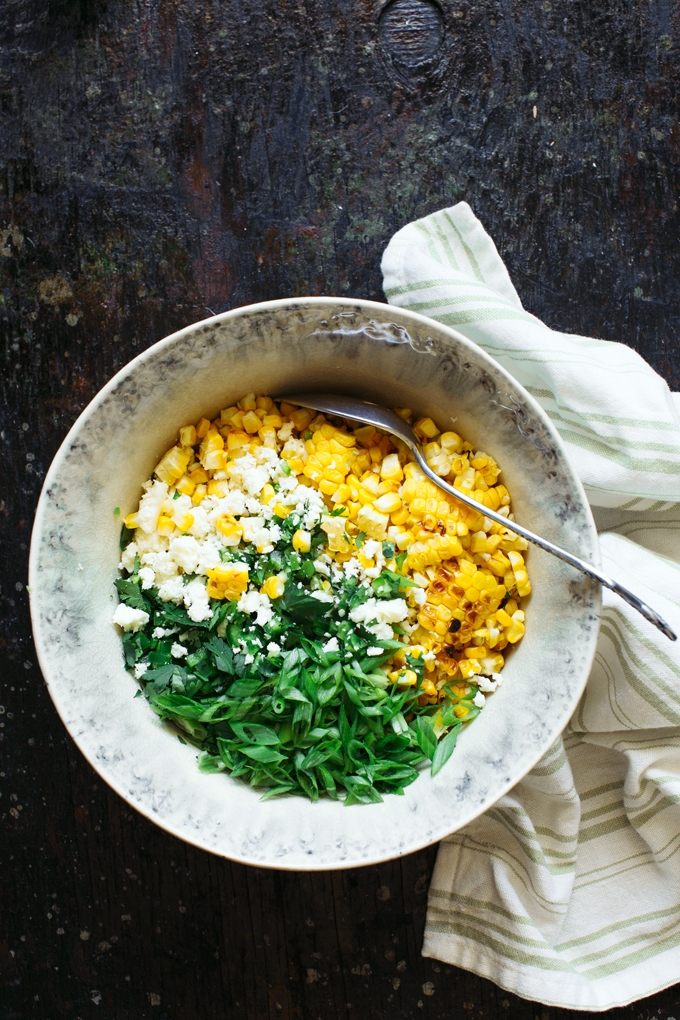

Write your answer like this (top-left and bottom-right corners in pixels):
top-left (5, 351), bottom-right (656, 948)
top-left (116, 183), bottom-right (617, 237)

top-left (29, 297), bottom-right (600, 870)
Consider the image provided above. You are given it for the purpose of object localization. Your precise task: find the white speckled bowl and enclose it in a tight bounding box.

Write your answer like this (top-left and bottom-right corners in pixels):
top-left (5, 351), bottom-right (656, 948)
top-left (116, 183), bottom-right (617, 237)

top-left (29, 298), bottom-right (600, 870)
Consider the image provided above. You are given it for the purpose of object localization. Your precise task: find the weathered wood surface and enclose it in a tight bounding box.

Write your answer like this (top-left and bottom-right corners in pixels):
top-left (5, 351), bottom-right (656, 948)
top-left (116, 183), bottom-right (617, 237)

top-left (2, 0), bottom-right (680, 1017)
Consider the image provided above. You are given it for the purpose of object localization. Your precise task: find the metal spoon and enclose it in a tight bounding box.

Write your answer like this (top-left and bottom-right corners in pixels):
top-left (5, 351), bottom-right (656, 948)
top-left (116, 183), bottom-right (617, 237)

top-left (281, 392), bottom-right (677, 642)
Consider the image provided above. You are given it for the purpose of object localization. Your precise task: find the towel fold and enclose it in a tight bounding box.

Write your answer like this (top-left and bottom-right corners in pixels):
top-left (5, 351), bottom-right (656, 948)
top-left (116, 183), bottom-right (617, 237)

top-left (381, 203), bottom-right (680, 1011)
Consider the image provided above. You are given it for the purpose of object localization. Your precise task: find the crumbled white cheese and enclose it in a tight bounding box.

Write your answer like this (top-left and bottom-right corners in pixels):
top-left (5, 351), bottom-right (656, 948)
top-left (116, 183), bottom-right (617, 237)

top-left (313, 558), bottom-right (331, 576)
top-left (168, 535), bottom-right (202, 573)
top-left (119, 542), bottom-right (138, 573)
top-left (322, 637), bottom-right (339, 653)
top-left (237, 590), bottom-right (273, 626)
top-left (472, 690), bottom-right (486, 708)
top-left (141, 550), bottom-right (179, 583)
top-left (244, 654), bottom-right (254, 665)
top-left (183, 578), bottom-right (213, 622)
top-left (366, 646), bottom-right (385, 656)
top-left (477, 672), bottom-right (503, 692)
top-left (112, 604), bottom-right (150, 632)
top-left (310, 590), bottom-right (335, 603)
top-left (138, 566), bottom-right (155, 590)
top-left (157, 576), bottom-right (185, 604)
top-left (410, 587), bottom-right (427, 607)
top-left (422, 650), bottom-right (436, 663)
top-left (134, 662), bottom-right (149, 679)
top-left (267, 641), bottom-right (281, 654)
top-left (152, 626), bottom-right (178, 639)
top-left (349, 597), bottom-right (408, 642)
top-left (136, 480), bottom-right (169, 534)
top-left (171, 642), bottom-right (188, 659)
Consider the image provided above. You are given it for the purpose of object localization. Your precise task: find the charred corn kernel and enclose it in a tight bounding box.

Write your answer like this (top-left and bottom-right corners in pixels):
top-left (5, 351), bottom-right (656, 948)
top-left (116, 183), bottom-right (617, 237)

top-left (172, 510), bottom-right (194, 533)
top-left (292, 529), bottom-right (311, 553)
top-left (215, 514), bottom-right (243, 545)
top-left (374, 491), bottom-right (402, 514)
top-left (157, 515), bottom-right (174, 536)
top-left (241, 410), bottom-right (262, 434)
top-left (175, 475), bottom-right (196, 496)
top-left (155, 445), bottom-right (192, 485)
top-left (124, 512), bottom-right (139, 529)
top-left (189, 466), bottom-right (209, 484)
top-left (195, 417), bottom-right (211, 439)
top-left (191, 483), bottom-right (207, 505)
top-left (272, 502), bottom-right (290, 519)
top-left (226, 429), bottom-right (250, 452)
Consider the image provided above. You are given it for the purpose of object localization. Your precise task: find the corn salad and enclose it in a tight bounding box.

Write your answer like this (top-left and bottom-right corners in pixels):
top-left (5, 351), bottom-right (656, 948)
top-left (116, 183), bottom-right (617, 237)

top-left (113, 394), bottom-right (529, 803)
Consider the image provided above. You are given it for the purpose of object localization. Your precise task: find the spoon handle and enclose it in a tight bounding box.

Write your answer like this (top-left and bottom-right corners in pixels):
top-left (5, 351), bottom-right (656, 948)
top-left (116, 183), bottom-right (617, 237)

top-left (412, 449), bottom-right (677, 641)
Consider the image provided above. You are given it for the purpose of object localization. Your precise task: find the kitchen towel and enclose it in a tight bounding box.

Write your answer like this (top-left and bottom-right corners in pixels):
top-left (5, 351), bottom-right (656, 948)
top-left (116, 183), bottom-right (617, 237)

top-left (382, 203), bottom-right (680, 1011)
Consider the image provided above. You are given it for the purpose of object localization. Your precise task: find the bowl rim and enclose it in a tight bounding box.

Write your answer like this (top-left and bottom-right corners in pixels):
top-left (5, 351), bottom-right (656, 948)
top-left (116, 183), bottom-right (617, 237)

top-left (29, 295), bottom-right (601, 870)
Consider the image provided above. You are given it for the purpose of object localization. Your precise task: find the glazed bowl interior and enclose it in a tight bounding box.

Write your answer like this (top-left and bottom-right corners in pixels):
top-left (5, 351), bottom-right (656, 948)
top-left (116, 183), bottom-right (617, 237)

top-left (30, 298), bottom-right (600, 869)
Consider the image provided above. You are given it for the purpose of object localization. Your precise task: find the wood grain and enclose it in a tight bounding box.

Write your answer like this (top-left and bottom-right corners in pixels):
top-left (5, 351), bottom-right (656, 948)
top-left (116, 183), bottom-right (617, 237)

top-left (2, 0), bottom-right (680, 1016)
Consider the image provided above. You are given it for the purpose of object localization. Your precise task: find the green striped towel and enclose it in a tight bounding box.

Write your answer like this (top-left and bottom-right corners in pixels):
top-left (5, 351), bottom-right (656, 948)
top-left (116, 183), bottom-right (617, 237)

top-left (382, 203), bottom-right (680, 1011)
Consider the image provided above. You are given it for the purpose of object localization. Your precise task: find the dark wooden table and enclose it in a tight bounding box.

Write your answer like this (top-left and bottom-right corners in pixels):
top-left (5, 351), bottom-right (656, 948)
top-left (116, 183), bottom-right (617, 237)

top-left (3, 1), bottom-right (680, 1017)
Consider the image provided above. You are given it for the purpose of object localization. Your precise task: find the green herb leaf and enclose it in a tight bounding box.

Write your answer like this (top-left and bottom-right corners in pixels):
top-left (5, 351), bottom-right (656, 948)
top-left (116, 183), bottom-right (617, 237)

top-left (431, 723), bottom-right (462, 776)
top-left (415, 716), bottom-right (437, 762)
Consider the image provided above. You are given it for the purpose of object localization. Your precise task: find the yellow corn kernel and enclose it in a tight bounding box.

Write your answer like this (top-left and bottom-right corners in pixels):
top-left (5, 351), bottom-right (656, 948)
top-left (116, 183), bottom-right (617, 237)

top-left (155, 445), bottom-right (192, 485)
top-left (241, 410), bottom-right (262, 435)
top-left (319, 478), bottom-right (338, 495)
top-left (207, 563), bottom-right (249, 591)
top-left (191, 483), bottom-right (207, 505)
top-left (470, 531), bottom-right (487, 553)
top-left (389, 668), bottom-right (418, 686)
top-left (226, 429), bottom-right (250, 453)
top-left (389, 506), bottom-right (409, 526)
top-left (459, 658), bottom-right (482, 679)
top-left (207, 479), bottom-right (227, 497)
top-left (262, 414), bottom-right (283, 428)
top-left (157, 515), bottom-right (175, 536)
top-left (290, 407), bottom-right (314, 430)
top-left (292, 529), bottom-right (311, 553)
top-left (238, 392), bottom-right (257, 411)
top-left (124, 512), bottom-right (139, 529)
top-left (175, 475), bottom-right (196, 497)
top-left (256, 395), bottom-right (274, 411)
top-left (215, 514), bottom-right (243, 545)
top-left (356, 505), bottom-right (389, 541)
top-left (374, 491), bottom-right (402, 514)
top-left (189, 466), bottom-right (209, 484)
top-left (321, 516), bottom-right (348, 553)
top-left (506, 620), bottom-right (525, 644)
top-left (220, 405), bottom-right (239, 423)
top-left (368, 446), bottom-right (382, 465)
top-left (454, 703), bottom-right (472, 718)
top-left (173, 510), bottom-right (194, 533)
top-left (332, 484), bottom-right (351, 504)
top-left (261, 574), bottom-right (286, 599)
top-left (179, 425), bottom-right (197, 447)
top-left (195, 417), bottom-right (211, 439)
top-left (260, 483), bottom-right (276, 505)
top-left (421, 680), bottom-right (437, 697)
top-left (199, 430), bottom-right (224, 470)
top-left (414, 416), bottom-right (440, 439)
top-left (272, 502), bottom-right (291, 519)
top-left (380, 452), bottom-right (403, 481)
top-left (258, 425), bottom-right (278, 448)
